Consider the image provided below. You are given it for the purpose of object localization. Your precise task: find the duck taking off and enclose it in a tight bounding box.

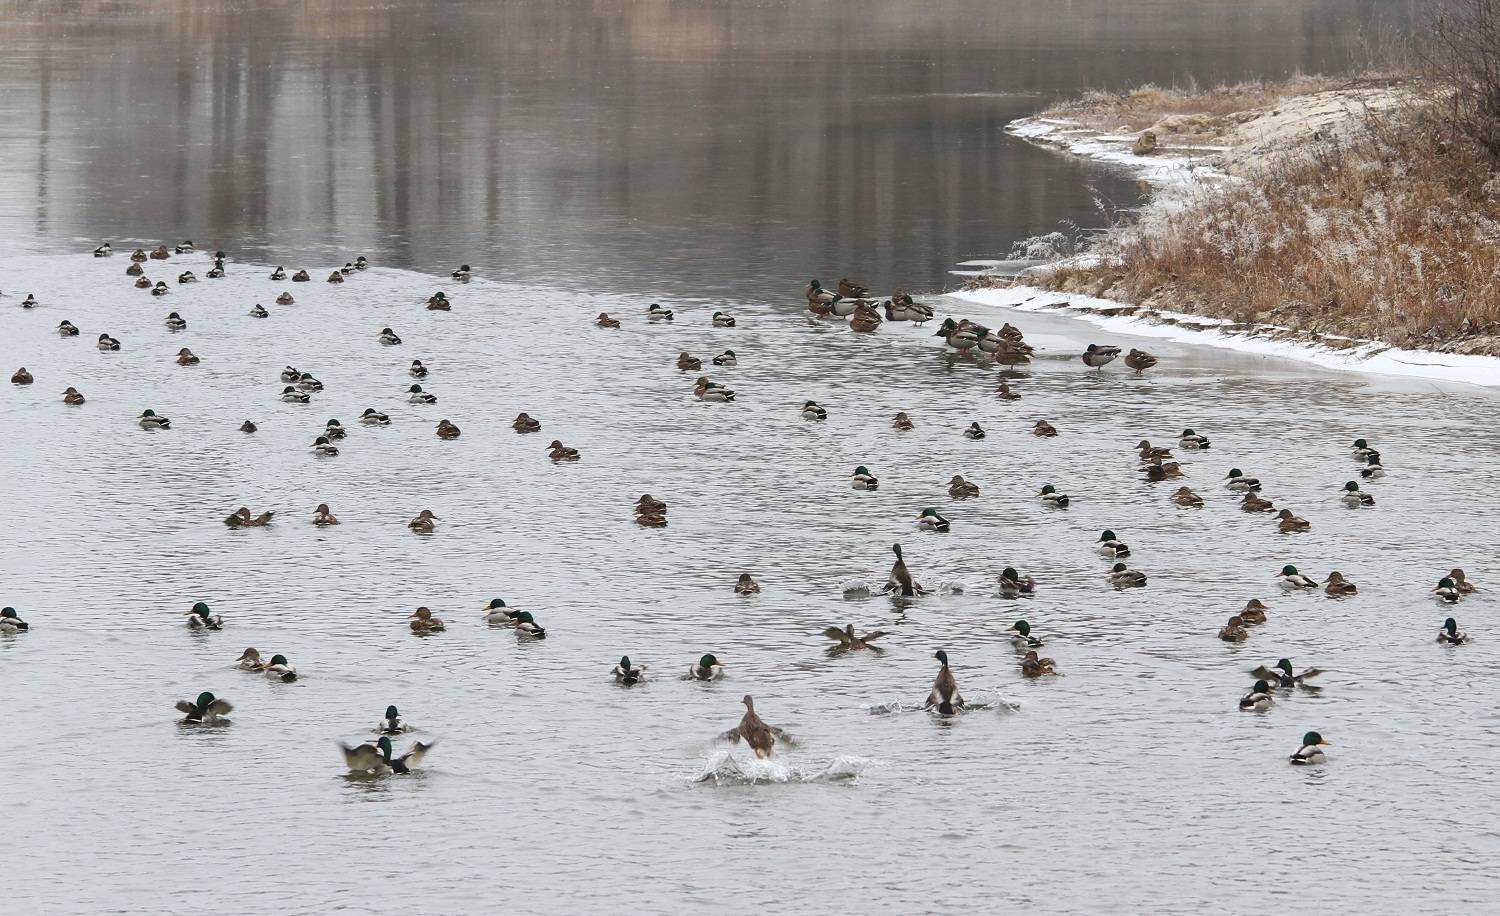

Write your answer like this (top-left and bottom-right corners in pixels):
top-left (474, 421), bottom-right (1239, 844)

top-left (340, 736), bottom-right (435, 775)
top-left (925, 650), bottom-right (965, 715)
top-left (883, 543), bottom-right (925, 597)
top-left (722, 695), bottom-right (790, 758)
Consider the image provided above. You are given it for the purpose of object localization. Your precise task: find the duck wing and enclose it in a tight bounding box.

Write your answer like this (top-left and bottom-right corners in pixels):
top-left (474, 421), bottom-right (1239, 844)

top-left (1293, 668), bottom-right (1324, 682)
top-left (174, 700), bottom-right (198, 716)
top-left (860, 630), bottom-right (887, 643)
top-left (398, 740), bottom-right (436, 769)
top-left (821, 626), bottom-right (852, 644)
top-left (207, 698), bottom-right (234, 716)
top-left (340, 742), bottom-right (384, 772)
top-left (1249, 666), bottom-right (1278, 680)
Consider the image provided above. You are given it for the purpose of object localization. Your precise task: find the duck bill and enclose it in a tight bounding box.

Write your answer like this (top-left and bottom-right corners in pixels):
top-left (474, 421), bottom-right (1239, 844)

top-left (1320, 739), bottom-right (1333, 746)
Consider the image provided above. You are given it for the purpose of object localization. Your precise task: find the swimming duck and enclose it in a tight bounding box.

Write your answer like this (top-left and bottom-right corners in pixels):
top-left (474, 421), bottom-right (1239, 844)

top-left (310, 436), bottom-right (339, 457)
top-left (1252, 658), bottom-right (1322, 688)
top-left (435, 419), bottom-right (461, 440)
top-left (1447, 568), bottom-right (1477, 595)
top-left (1241, 492), bottom-right (1274, 513)
top-left (408, 509), bottom-right (439, 533)
top-left (355, 256), bottom-right (369, 270)
top-left (11, 368), bottom-right (33, 385)
top-left (677, 352), bottom-right (702, 371)
top-left (361, 407), bottom-right (390, 425)
top-left (483, 599), bottom-right (520, 625)
top-left (1020, 650), bottom-right (1057, 678)
top-left (994, 382), bottom-right (1022, 403)
top-left (801, 400), bottom-right (827, 421)
top-left (1178, 428), bottom-right (1211, 449)
top-left (1109, 562), bottom-right (1147, 588)
top-left (236, 648), bottom-right (264, 670)
top-left (723, 695), bottom-right (788, 758)
top-left (379, 705), bottom-right (409, 734)
top-left (94, 242), bottom-right (112, 257)
top-left (236, 421), bottom-right (256, 435)
top-left (130, 248), bottom-right (148, 262)
top-left (409, 607), bottom-right (446, 634)
top-left (1007, 620), bottom-right (1043, 649)
top-left (926, 650), bottom-right (965, 714)
top-left (1124, 348), bottom-right (1158, 375)
top-left (1136, 440), bottom-right (1173, 461)
top-left (634, 495), bottom-right (667, 517)
top-left (1038, 483), bottom-right (1069, 507)
top-left (1276, 509), bottom-right (1310, 532)
top-left (1436, 616), bottom-right (1468, 644)
top-left (613, 656), bottom-right (646, 685)
top-left (186, 602), bottom-right (222, 630)
top-left (62, 387), bottom-right (85, 405)
top-left (883, 544), bottom-right (925, 597)
top-left (379, 327), bottom-right (403, 346)
top-left (125, 261), bottom-right (144, 278)
top-left (281, 386), bottom-right (310, 403)
top-left (734, 573), bottom-right (760, 595)
top-left (822, 624), bottom-right (886, 650)
top-left (1277, 565), bottom-right (1317, 589)
top-left (407, 384), bottom-right (436, 404)
top-left (963, 421), bottom-right (986, 440)
top-left (0, 607), bottom-right (29, 632)
top-left (249, 303), bottom-right (268, 318)
top-left (1225, 469), bottom-right (1260, 491)
top-left (134, 276), bottom-right (153, 289)
top-left (916, 508), bottom-right (951, 532)
top-left (323, 419), bottom-right (346, 440)
top-left (892, 411), bottom-right (914, 430)
top-left (1141, 459), bottom-right (1184, 481)
top-left (548, 440), bottom-right (580, 461)
top-left (850, 465), bottom-right (879, 491)
top-left (406, 359), bottom-right (428, 379)
top-left (57, 320), bottom-right (79, 336)
top-left (425, 292), bottom-right (449, 309)
top-left (292, 269), bottom-right (310, 282)
top-left (176, 348), bottom-right (200, 366)
top-left (451, 264), bottom-right (471, 281)
top-left (149, 245), bottom-right (170, 260)
top-left (1081, 343), bottom-right (1121, 370)
top-left (647, 303), bottom-right (674, 321)
top-left (1322, 571), bottom-right (1357, 597)
top-left (175, 240), bottom-right (195, 254)
top-left (688, 654), bottom-right (727, 682)
top-left (276, 292), bottom-right (294, 305)
top-left (933, 318), bottom-right (980, 352)
top-left (261, 654), bottom-right (297, 681)
top-left (1096, 530), bottom-right (1130, 558)
top-left (595, 312), bottom-right (621, 328)
top-left (176, 691), bottom-right (232, 724)
top-left (513, 412), bottom-right (541, 433)
top-left (949, 475), bottom-right (980, 499)
top-left (279, 363), bottom-right (301, 381)
top-left (1351, 438), bottom-right (1376, 458)
top-left (1033, 420), bottom-right (1058, 438)
top-left (312, 503), bottom-right (339, 526)
top-left (1290, 731), bottom-right (1331, 766)
top-left (152, 281), bottom-right (171, 296)
top-left (1340, 481), bottom-right (1374, 507)
top-left (999, 567), bottom-right (1036, 598)
top-left (269, 266), bottom-right (286, 280)
top-left (138, 409), bottom-right (171, 429)
top-left (1172, 486), bottom-right (1204, 507)
top-left (1239, 680), bottom-right (1274, 711)
top-left (176, 271), bottom-right (197, 284)
top-left (224, 507), bottom-right (274, 528)
top-left (1218, 615), bottom-right (1249, 642)
top-left (296, 373), bottom-right (323, 391)
top-left (1240, 599), bottom-right (1269, 624)
top-left (713, 350), bottom-right (737, 367)
top-left (340, 736), bottom-right (435, 775)
top-left (1358, 452), bottom-right (1385, 479)
top-left (712, 310), bottom-right (737, 328)
top-left (97, 333), bottom-right (121, 351)
top-left (693, 376), bottom-right (735, 402)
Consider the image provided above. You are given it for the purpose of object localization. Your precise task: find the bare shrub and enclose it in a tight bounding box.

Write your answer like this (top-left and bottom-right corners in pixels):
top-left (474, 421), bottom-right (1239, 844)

top-left (1423, 0), bottom-right (1500, 162)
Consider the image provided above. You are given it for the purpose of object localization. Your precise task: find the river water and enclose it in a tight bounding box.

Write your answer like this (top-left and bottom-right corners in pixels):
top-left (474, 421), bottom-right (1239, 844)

top-left (7, 2), bottom-right (1496, 915)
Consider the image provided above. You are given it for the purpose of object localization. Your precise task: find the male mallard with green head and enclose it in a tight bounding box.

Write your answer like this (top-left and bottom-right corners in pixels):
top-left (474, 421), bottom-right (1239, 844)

top-left (407, 384), bottom-right (436, 405)
top-left (1240, 680), bottom-right (1274, 711)
top-left (264, 654), bottom-right (297, 681)
top-left (1179, 428), bottom-right (1211, 449)
top-left (801, 400), bottom-right (827, 421)
top-left (379, 705), bottom-right (409, 733)
top-left (186, 602), bottom-right (222, 630)
top-left (916, 508), bottom-right (951, 532)
top-left (1438, 617), bottom-right (1468, 644)
top-left (999, 567), bottom-right (1035, 598)
top-left (1038, 484), bottom-right (1068, 507)
top-left (926, 650), bottom-right (965, 714)
top-left (176, 691), bottom-right (232, 724)
top-left (482, 598), bottom-right (520, 625)
top-left (1252, 658), bottom-right (1322, 688)
top-left (340, 736), bottom-right (434, 775)
top-left (1096, 530), bottom-right (1130, 558)
top-left (613, 656), bottom-right (647, 685)
top-left (1225, 469), bottom-right (1260, 491)
top-left (851, 465), bottom-right (879, 491)
top-left (689, 654), bottom-right (724, 680)
top-left (138, 409), bottom-right (171, 429)
top-left (1007, 620), bottom-right (1042, 649)
top-left (0, 607), bottom-right (29, 632)
top-left (1277, 565), bottom-right (1317, 589)
top-left (514, 611), bottom-right (546, 638)
top-left (1341, 481), bottom-right (1375, 507)
top-left (884, 544), bottom-right (924, 597)
top-left (1290, 731), bottom-right (1330, 765)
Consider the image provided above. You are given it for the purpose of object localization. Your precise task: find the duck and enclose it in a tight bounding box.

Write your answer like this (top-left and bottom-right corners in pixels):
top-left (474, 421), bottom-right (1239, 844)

top-left (125, 263), bottom-right (145, 280)
top-left (1007, 620), bottom-right (1043, 649)
top-left (340, 736), bottom-right (435, 775)
top-left (850, 465), bottom-right (880, 491)
top-left (836, 278), bottom-right (870, 299)
top-left (1225, 468), bottom-right (1261, 491)
top-left (134, 276), bottom-right (153, 289)
top-left (1020, 650), bottom-right (1057, 678)
top-left (804, 279), bottom-right (839, 307)
top-left (1322, 571), bottom-right (1357, 597)
top-left (176, 348), bottom-right (200, 366)
top-left (312, 503), bottom-right (339, 526)
top-left (249, 304), bottom-right (269, 318)
top-left (176, 271), bottom-right (198, 284)
top-left (1038, 484), bottom-right (1069, 507)
top-left (961, 421), bottom-right (986, 440)
top-left (883, 543), bottom-right (925, 597)
top-left (613, 656), bottom-right (647, 685)
top-left (595, 312), bottom-right (621, 328)
top-left (790, 398), bottom-right (829, 422)
top-left (1136, 440), bottom-right (1173, 461)
top-left (1240, 599), bottom-right (1269, 624)
top-left (548, 440), bottom-right (580, 461)
top-left (849, 305), bottom-right (883, 333)
top-left (186, 602), bottom-right (223, 630)
top-left (224, 507), bottom-right (274, 528)
top-left (647, 303), bottom-right (674, 321)
top-left (1142, 459), bottom-right (1185, 481)
top-left (276, 292), bottom-right (295, 305)
top-left (97, 333), bottom-right (121, 351)
top-left (310, 436), bottom-right (339, 457)
top-left (1290, 731), bottom-right (1331, 766)
top-left (925, 650), bottom-right (965, 714)
top-left (1341, 481), bottom-right (1375, 507)
top-left (176, 691), bottom-right (233, 724)
top-left (1241, 492), bottom-right (1275, 513)
top-left (57, 320), bottom-right (79, 336)
top-left (270, 266), bottom-right (287, 280)
top-left (512, 412), bottom-right (541, 433)
top-left (62, 387), bottom-right (85, 405)
top-left (407, 384), bottom-right (436, 404)
top-left (1124, 348), bottom-right (1158, 375)
top-left (1033, 420), bottom-right (1058, 438)
top-left (130, 247), bottom-right (148, 262)
top-left (999, 567), bottom-right (1036, 598)
top-left (11, 368), bottom-right (33, 385)
top-left (1096, 530), bottom-right (1130, 558)
top-left (323, 419), bottom-right (346, 440)
top-left (0, 607), bottom-right (29, 632)
top-left (1358, 452), bottom-right (1385, 479)
top-left (425, 292), bottom-right (448, 309)
top-left (482, 599), bottom-right (521, 625)
top-left (734, 573), bottom-right (760, 595)
top-left (281, 386), bottom-right (310, 404)
top-left (151, 281), bottom-right (171, 296)
top-left (260, 654), bottom-right (297, 681)
top-left (409, 607), bottom-right (446, 634)
top-left (892, 411), bottom-right (914, 430)
top-left (1172, 486), bottom-right (1204, 507)
top-left (379, 327), bottom-right (403, 345)
top-left (688, 654), bottom-right (725, 681)
top-left (1178, 428), bottom-right (1211, 449)
top-left (1351, 438), bottom-right (1376, 458)
top-left (149, 245), bottom-right (170, 260)
top-left (931, 318), bottom-right (981, 352)
top-left (992, 339), bottom-right (1035, 369)
top-left (407, 359), bottom-right (428, 379)
top-left (994, 381), bottom-right (1023, 403)
top-left (355, 256), bottom-right (369, 270)
top-left (451, 264), bottom-right (471, 280)
top-left (408, 509), bottom-right (439, 533)
top-left (1277, 565), bottom-right (1317, 589)
top-left (822, 624), bottom-right (886, 650)
top-left (1275, 509), bottom-right (1311, 532)
top-left (378, 705), bottom-right (409, 734)
top-left (634, 495), bottom-right (669, 519)
top-left (916, 508), bottom-right (951, 532)
top-left (291, 269), bottom-right (311, 282)
top-left (677, 352), bottom-right (702, 371)
top-left (138, 409), bottom-right (171, 429)
top-left (361, 407), bottom-right (390, 425)
top-left (279, 364), bottom-right (300, 383)
top-left (885, 294), bottom-right (933, 324)
top-left (949, 475), bottom-right (980, 499)
top-left (1438, 616), bottom-right (1469, 644)
top-left (435, 419), bottom-right (461, 440)
top-left (712, 310), bottom-right (737, 328)
top-left (1081, 343), bottom-right (1121, 370)
top-left (693, 376), bottom-right (735, 402)
top-left (1252, 658), bottom-right (1323, 688)
top-left (723, 695), bottom-right (788, 758)
top-left (1109, 562), bottom-right (1148, 588)
top-left (712, 350), bottom-right (737, 367)
top-left (1448, 568), bottom-right (1477, 595)
top-left (1218, 615), bottom-right (1249, 642)
top-left (94, 242), bottom-right (112, 257)
top-left (1239, 680), bottom-right (1274, 711)
top-left (296, 373), bottom-right (323, 391)
top-left (175, 240), bottom-right (196, 254)
top-left (236, 648), bottom-right (264, 670)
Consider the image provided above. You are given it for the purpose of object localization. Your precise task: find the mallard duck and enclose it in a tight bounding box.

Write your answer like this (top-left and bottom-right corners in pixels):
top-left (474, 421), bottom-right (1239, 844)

top-left (405, 359), bottom-right (428, 379)
top-left (1433, 577), bottom-right (1461, 603)
top-left (276, 292), bottom-right (294, 305)
top-left (149, 245), bottom-right (170, 260)
top-left (281, 386), bottom-right (310, 403)
top-left (323, 419), bottom-right (346, 440)
top-left (378, 705), bottom-right (409, 734)
top-left (1109, 562), bottom-right (1147, 588)
top-left (311, 436), bottom-right (338, 457)
top-left (1277, 565), bottom-right (1317, 589)
top-left (994, 381), bottom-right (1022, 402)
top-left (1240, 599), bottom-right (1269, 624)
top-left (425, 292), bottom-right (448, 309)
top-left (176, 348), bottom-right (200, 366)
top-left (884, 295), bottom-right (933, 324)
top-left (11, 368), bottom-right (33, 385)
top-left (361, 408), bottom-right (390, 425)
top-left (962, 421), bottom-right (986, 440)
top-left (1275, 509), bottom-right (1310, 532)
top-left (892, 411), bottom-right (914, 430)
top-left (1224, 469), bottom-right (1260, 491)
top-left (805, 279), bottom-right (838, 306)
top-left (1218, 615), bottom-right (1248, 642)
top-left (548, 440), bottom-right (580, 461)
top-left (340, 736), bottom-right (434, 775)
top-left (176, 691), bottom-right (232, 724)
top-left (1141, 459), bottom-right (1184, 481)
top-left (1136, 440), bottom-right (1173, 461)
top-left (355, 256), bottom-right (369, 270)
top-left (177, 271), bottom-right (198, 284)
top-left (949, 475), bottom-right (980, 498)
top-left (734, 573), bottom-right (760, 595)
top-left (174, 240), bottom-right (195, 254)
top-left (97, 333), bottom-right (121, 351)
top-left (408, 509), bottom-right (439, 533)
top-left (613, 656), bottom-right (646, 685)
top-left (57, 320), bottom-right (79, 336)
top-left (129, 247), bottom-right (148, 261)
top-left (151, 281), bottom-right (171, 296)
top-left (1033, 420), bottom-right (1058, 437)
top-left (850, 465), bottom-right (879, 491)
top-left (694, 376), bottom-right (735, 402)
top-left (926, 650), bottom-right (965, 714)
top-left (1007, 620), bottom-right (1042, 649)
top-left (712, 350), bottom-right (737, 367)
top-left (481, 598), bottom-right (520, 625)
top-left (1178, 428), bottom-right (1211, 449)
top-left (224, 507), bottom-right (274, 528)
top-left (379, 327), bottom-right (402, 345)
top-left (1252, 658), bottom-right (1322, 688)
top-left (125, 261), bottom-right (145, 278)
top-left (435, 419), bottom-right (461, 440)
top-left (409, 607), bottom-right (446, 634)
top-left (451, 264), bottom-right (471, 280)
top-left (1081, 343), bottom-right (1121, 370)
top-left (134, 276), bottom-right (153, 289)
top-left (932, 318), bottom-right (979, 351)
top-left (186, 602), bottom-right (222, 630)
top-left (635, 495), bottom-right (668, 516)
top-left (138, 409), bottom-right (171, 429)
top-left (883, 544), bottom-right (925, 597)
top-left (1124, 348), bottom-right (1158, 375)
top-left (513, 412), bottom-right (541, 433)
top-left (240, 420), bottom-right (257, 432)
top-left (94, 242), bottom-right (112, 257)
top-left (312, 503), bottom-right (339, 526)
top-left (296, 373), bottom-right (323, 391)
top-left (999, 567), bottom-right (1036, 598)
top-left (1038, 483), bottom-right (1068, 507)
top-left (292, 269), bottom-right (310, 282)
top-left (1172, 486), bottom-right (1203, 507)
top-left (1351, 438), bottom-right (1376, 458)
top-left (1020, 650), bottom-right (1057, 678)
top-left (801, 400), bottom-right (827, 421)
top-left (836, 278), bottom-right (869, 298)
top-left (0, 607), bottom-right (29, 632)
top-left (62, 387), bottom-right (85, 405)
top-left (1341, 481), bottom-right (1374, 507)
top-left (1438, 616), bottom-right (1468, 644)
top-left (1239, 680), bottom-right (1274, 711)
top-left (270, 266), bottom-right (287, 280)
top-left (822, 624), bottom-right (886, 650)
top-left (850, 306), bottom-right (882, 332)
top-left (647, 303), bottom-right (674, 321)
top-left (1322, 571), bottom-right (1357, 597)
top-left (279, 366), bottom-right (301, 382)
top-left (407, 384), bottom-right (436, 404)
top-left (1290, 731), bottom-right (1331, 766)
top-left (236, 648), bottom-right (264, 670)
top-left (712, 310), bottom-right (736, 328)
top-left (916, 508), bottom-right (951, 532)
top-left (249, 304), bottom-right (269, 318)
top-left (723, 695), bottom-right (789, 758)
top-left (1241, 492), bottom-right (1274, 513)
top-left (1096, 530), bottom-right (1130, 558)
top-left (1359, 452), bottom-right (1385, 479)
top-left (595, 312), bottom-right (621, 328)
top-left (261, 654), bottom-right (297, 681)
top-left (688, 653), bottom-right (725, 681)
top-left (993, 338), bottom-right (1034, 369)
top-left (636, 510), bottom-right (668, 528)
top-left (677, 352), bottom-right (702, 371)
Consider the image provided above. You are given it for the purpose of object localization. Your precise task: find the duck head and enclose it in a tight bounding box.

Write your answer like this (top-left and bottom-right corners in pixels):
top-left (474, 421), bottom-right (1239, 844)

top-left (933, 318), bottom-right (957, 336)
top-left (699, 653), bottom-right (720, 669)
top-left (1279, 565), bottom-right (1300, 577)
top-left (269, 654), bottom-right (288, 667)
top-left (1344, 481), bottom-right (1361, 492)
top-left (1008, 620), bottom-right (1030, 636)
top-left (1226, 468), bottom-right (1246, 480)
top-left (1001, 567), bottom-right (1020, 582)
top-left (1302, 731), bottom-right (1330, 747)
top-left (618, 656), bottom-right (633, 673)
top-left (1111, 562), bottom-right (1129, 574)
top-left (515, 611), bottom-right (536, 624)
top-left (195, 691), bottom-right (216, 710)
top-left (191, 601), bottom-right (212, 620)
top-left (385, 705), bottom-right (399, 720)
top-left (891, 543), bottom-right (904, 560)
top-left (1040, 484), bottom-right (1058, 495)
top-left (1275, 659), bottom-right (1294, 676)
top-left (237, 647), bottom-right (260, 663)
top-left (1099, 530), bottom-right (1118, 542)
top-left (486, 598), bottom-right (507, 609)
top-left (1251, 679), bottom-right (1270, 693)
top-left (1444, 617), bottom-right (1461, 636)
top-left (377, 736), bottom-right (394, 761)
top-left (934, 649), bottom-right (950, 667)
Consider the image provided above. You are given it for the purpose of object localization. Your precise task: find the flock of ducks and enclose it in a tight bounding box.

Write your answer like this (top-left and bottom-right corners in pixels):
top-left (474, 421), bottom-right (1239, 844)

top-left (3, 249), bottom-right (1482, 771)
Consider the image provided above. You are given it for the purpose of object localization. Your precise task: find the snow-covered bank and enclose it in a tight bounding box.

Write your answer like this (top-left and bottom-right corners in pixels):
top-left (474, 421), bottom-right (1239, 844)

top-left (1005, 116), bottom-right (1228, 188)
